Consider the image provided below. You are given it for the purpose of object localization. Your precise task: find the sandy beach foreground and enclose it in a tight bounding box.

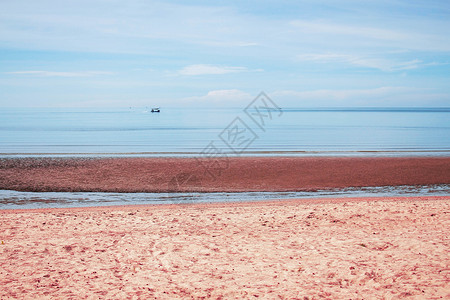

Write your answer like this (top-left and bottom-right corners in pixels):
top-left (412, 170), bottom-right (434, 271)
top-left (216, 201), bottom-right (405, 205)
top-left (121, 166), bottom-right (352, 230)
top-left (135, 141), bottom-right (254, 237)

top-left (1, 196), bottom-right (449, 299)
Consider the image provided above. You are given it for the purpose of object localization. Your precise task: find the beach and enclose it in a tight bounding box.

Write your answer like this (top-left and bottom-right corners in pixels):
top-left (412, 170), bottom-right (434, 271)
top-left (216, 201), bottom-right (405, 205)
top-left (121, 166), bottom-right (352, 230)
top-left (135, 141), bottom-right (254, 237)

top-left (1, 156), bottom-right (449, 298)
top-left (1, 196), bottom-right (449, 298)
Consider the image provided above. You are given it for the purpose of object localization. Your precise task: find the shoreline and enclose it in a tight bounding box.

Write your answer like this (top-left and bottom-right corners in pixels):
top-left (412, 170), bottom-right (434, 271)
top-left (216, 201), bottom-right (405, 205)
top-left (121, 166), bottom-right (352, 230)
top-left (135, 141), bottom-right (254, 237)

top-left (1, 156), bottom-right (449, 193)
top-left (1, 195), bottom-right (449, 213)
top-left (2, 149), bottom-right (450, 156)
top-left (1, 186), bottom-right (450, 210)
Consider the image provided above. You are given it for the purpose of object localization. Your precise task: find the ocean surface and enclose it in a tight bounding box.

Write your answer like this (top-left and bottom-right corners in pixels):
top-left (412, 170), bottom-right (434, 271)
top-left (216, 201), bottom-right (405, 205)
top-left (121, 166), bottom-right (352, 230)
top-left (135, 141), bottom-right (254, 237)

top-left (0, 107), bottom-right (449, 156)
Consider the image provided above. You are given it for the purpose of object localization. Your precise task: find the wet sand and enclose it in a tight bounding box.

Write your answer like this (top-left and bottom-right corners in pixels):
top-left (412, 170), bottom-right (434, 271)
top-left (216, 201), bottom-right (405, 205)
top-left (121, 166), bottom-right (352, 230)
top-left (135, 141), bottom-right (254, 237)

top-left (1, 156), bottom-right (449, 192)
top-left (1, 196), bottom-right (449, 299)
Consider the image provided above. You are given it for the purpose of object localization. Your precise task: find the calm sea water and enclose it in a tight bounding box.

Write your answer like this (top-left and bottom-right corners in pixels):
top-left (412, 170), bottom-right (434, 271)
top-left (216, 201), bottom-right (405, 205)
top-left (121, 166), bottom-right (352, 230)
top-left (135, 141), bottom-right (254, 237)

top-left (0, 107), bottom-right (449, 156)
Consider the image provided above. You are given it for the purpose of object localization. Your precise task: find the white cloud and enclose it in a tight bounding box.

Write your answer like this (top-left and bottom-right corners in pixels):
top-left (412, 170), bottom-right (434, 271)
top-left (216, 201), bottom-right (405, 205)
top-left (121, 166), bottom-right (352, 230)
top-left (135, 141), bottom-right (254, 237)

top-left (349, 58), bottom-right (421, 71)
top-left (290, 20), bottom-right (408, 41)
top-left (297, 53), bottom-right (423, 71)
top-left (272, 87), bottom-right (415, 100)
top-left (269, 87), bottom-right (449, 107)
top-left (7, 71), bottom-right (114, 77)
top-left (290, 18), bottom-right (450, 52)
top-left (183, 89), bottom-right (252, 103)
top-left (158, 87), bottom-right (432, 108)
top-left (178, 64), bottom-right (258, 76)
top-left (297, 54), bottom-right (348, 61)
top-left (168, 87), bottom-right (447, 108)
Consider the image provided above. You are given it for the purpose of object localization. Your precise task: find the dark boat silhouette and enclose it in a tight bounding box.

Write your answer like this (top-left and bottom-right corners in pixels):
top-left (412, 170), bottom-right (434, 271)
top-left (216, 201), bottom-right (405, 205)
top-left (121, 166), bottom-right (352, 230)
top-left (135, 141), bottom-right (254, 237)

top-left (151, 108), bottom-right (160, 113)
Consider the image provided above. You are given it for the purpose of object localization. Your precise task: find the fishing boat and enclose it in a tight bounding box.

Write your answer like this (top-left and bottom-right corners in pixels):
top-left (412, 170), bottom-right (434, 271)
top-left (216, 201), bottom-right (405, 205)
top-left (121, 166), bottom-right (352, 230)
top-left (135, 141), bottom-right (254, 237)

top-left (151, 108), bottom-right (160, 113)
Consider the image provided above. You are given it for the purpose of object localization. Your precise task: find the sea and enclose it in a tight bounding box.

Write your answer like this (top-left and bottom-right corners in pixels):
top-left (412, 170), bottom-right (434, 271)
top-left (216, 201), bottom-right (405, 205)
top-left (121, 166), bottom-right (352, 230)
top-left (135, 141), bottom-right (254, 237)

top-left (1, 107), bottom-right (449, 208)
top-left (1, 107), bottom-right (449, 156)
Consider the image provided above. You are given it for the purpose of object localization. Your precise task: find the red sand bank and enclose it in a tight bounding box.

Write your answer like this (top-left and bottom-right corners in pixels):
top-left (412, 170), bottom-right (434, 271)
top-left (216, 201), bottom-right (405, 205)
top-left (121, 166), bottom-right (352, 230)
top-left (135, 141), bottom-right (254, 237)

top-left (0, 156), bottom-right (449, 192)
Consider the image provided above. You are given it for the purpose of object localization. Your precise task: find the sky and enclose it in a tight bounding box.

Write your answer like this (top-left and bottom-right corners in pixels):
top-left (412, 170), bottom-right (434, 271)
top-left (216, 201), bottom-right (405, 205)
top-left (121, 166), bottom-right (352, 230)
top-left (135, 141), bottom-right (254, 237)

top-left (0, 0), bottom-right (449, 108)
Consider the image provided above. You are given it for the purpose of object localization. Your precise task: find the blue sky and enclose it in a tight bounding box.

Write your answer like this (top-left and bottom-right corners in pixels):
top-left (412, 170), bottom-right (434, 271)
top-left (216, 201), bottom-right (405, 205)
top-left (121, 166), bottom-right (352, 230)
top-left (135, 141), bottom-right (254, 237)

top-left (0, 0), bottom-right (449, 108)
